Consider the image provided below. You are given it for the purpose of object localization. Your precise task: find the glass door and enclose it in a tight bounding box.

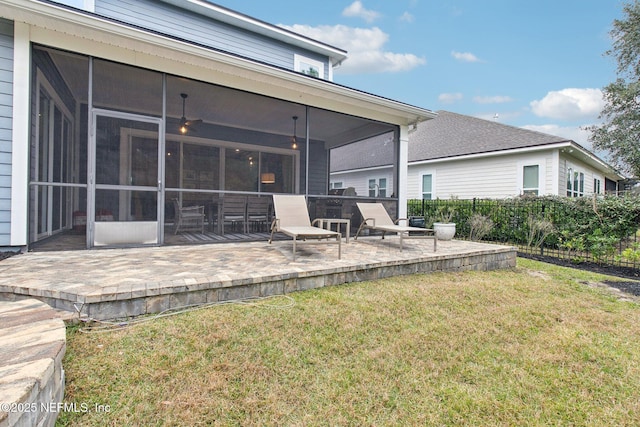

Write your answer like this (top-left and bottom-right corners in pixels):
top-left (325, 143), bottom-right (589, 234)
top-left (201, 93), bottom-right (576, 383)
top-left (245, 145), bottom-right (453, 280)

top-left (90, 111), bottom-right (163, 247)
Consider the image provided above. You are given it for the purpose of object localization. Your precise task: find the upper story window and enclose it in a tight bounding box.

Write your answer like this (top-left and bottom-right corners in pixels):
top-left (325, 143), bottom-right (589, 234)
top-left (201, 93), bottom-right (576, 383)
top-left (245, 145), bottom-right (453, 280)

top-left (294, 54), bottom-right (325, 79)
top-left (330, 181), bottom-right (343, 189)
top-left (567, 168), bottom-right (584, 197)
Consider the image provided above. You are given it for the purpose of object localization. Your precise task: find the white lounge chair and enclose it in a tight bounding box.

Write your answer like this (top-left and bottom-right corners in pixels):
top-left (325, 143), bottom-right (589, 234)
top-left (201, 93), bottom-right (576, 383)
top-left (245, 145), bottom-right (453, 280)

top-left (269, 194), bottom-right (341, 260)
top-left (355, 202), bottom-right (437, 251)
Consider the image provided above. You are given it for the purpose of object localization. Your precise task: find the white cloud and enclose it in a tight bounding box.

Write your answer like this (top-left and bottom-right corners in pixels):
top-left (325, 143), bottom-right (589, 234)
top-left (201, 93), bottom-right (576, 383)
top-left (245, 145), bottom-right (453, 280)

top-left (438, 92), bottom-right (463, 104)
top-left (451, 51), bottom-right (481, 63)
top-left (473, 96), bottom-right (513, 104)
top-left (399, 12), bottom-right (414, 23)
top-left (530, 88), bottom-right (604, 121)
top-left (522, 124), bottom-right (593, 150)
top-left (342, 1), bottom-right (381, 23)
top-left (281, 24), bottom-right (426, 74)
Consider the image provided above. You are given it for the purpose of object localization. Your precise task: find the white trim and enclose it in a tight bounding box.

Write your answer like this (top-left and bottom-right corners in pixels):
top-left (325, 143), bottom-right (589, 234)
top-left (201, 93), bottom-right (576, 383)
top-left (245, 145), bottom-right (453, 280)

top-left (421, 172), bottom-right (434, 200)
top-left (411, 142), bottom-right (573, 166)
top-left (331, 164), bottom-right (392, 175)
top-left (551, 149), bottom-right (560, 195)
top-left (10, 22), bottom-right (30, 246)
top-left (517, 159), bottom-right (545, 196)
top-left (410, 141), bottom-right (621, 179)
top-left (397, 125), bottom-right (409, 218)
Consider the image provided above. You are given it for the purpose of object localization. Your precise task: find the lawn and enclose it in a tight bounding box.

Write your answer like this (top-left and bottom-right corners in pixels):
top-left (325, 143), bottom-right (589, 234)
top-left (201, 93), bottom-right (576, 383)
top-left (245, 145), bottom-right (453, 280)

top-left (58, 259), bottom-right (640, 426)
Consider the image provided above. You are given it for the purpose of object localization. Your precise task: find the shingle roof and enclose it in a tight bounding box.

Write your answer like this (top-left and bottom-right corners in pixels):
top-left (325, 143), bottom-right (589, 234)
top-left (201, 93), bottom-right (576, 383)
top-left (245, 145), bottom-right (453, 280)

top-left (330, 131), bottom-right (395, 172)
top-left (409, 110), bottom-right (570, 162)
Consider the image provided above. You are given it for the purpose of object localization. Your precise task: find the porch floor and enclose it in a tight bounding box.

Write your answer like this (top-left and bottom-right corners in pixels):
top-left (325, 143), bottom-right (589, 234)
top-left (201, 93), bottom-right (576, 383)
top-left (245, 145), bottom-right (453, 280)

top-left (1, 237), bottom-right (516, 321)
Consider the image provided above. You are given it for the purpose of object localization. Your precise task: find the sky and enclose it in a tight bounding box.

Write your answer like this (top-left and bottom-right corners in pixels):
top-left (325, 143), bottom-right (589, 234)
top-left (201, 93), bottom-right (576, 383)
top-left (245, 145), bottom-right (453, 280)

top-left (216, 0), bottom-right (625, 152)
top-left (59, 0), bottom-right (626, 153)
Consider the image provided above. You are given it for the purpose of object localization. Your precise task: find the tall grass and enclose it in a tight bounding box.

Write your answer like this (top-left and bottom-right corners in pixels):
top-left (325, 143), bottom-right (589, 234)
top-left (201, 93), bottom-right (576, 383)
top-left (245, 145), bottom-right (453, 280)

top-left (58, 259), bottom-right (640, 426)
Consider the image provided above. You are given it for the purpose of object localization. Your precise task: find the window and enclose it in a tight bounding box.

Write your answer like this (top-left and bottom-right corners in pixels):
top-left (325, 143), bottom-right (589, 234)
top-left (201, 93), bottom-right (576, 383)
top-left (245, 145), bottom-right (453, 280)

top-left (522, 165), bottom-right (539, 195)
top-left (294, 54), bottom-right (324, 79)
top-left (378, 178), bottom-right (387, 197)
top-left (422, 174), bottom-right (433, 199)
top-left (368, 178), bottom-right (386, 197)
top-left (330, 182), bottom-right (343, 189)
top-left (566, 168), bottom-right (585, 197)
top-left (594, 178), bottom-right (601, 195)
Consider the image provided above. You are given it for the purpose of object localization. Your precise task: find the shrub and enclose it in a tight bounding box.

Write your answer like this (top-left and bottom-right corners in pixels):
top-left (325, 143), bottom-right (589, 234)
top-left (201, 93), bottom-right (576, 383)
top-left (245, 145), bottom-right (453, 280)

top-left (468, 214), bottom-right (494, 241)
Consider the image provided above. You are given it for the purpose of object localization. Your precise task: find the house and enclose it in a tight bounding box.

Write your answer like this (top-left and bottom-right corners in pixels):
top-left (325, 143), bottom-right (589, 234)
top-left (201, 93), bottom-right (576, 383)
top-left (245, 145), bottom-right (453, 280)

top-left (330, 110), bottom-right (624, 200)
top-left (0, 0), bottom-right (436, 251)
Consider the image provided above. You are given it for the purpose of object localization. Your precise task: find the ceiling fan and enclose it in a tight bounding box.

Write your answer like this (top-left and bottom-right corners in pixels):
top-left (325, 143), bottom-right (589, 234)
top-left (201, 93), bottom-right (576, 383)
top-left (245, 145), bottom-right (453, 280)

top-left (178, 93), bottom-right (202, 134)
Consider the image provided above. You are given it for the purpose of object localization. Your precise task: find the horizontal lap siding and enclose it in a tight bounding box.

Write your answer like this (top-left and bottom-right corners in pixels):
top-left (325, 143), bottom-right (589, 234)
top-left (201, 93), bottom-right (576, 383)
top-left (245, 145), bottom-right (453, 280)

top-left (0, 19), bottom-right (11, 246)
top-left (331, 168), bottom-right (394, 197)
top-left (95, 0), bottom-right (326, 72)
top-left (409, 151), bottom-right (555, 200)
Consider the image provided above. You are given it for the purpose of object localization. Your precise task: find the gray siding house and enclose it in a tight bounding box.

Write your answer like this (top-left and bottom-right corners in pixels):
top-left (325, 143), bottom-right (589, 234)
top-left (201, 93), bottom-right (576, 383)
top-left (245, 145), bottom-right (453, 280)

top-left (0, 0), bottom-right (436, 250)
top-left (331, 111), bottom-right (623, 200)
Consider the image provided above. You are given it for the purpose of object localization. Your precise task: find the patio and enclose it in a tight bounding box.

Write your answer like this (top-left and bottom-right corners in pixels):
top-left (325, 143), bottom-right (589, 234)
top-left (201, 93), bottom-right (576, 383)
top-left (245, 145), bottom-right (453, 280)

top-left (0, 237), bottom-right (516, 321)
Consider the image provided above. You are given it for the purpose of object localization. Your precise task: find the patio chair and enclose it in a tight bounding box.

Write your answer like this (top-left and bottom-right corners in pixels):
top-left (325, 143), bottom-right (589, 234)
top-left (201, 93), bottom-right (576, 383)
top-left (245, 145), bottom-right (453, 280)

top-left (247, 195), bottom-right (272, 232)
top-left (269, 194), bottom-right (341, 261)
top-left (354, 202), bottom-right (436, 252)
top-left (172, 199), bottom-right (205, 234)
top-left (221, 195), bottom-right (247, 235)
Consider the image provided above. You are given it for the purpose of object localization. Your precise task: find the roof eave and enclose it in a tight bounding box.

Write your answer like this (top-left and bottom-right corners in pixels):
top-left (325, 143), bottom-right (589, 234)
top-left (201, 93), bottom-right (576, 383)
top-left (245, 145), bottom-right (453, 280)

top-left (411, 141), bottom-right (625, 179)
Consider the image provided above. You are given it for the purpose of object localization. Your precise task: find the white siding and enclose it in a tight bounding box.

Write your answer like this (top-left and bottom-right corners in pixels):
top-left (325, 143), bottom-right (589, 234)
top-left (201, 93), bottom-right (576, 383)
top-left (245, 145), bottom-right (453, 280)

top-left (407, 151), bottom-right (557, 199)
top-left (330, 168), bottom-right (394, 198)
top-left (560, 154), bottom-right (605, 196)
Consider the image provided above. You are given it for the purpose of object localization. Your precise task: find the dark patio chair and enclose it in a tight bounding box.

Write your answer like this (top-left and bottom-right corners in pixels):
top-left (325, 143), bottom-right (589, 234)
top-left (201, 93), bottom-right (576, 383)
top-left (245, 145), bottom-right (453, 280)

top-left (247, 196), bottom-right (272, 232)
top-left (221, 195), bottom-right (247, 234)
top-left (172, 199), bottom-right (205, 234)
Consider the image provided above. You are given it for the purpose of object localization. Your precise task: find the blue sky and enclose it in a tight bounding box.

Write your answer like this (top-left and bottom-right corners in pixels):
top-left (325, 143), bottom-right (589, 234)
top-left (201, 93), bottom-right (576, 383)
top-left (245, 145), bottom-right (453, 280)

top-left (220, 0), bottom-right (624, 151)
top-left (59, 0), bottom-right (625, 152)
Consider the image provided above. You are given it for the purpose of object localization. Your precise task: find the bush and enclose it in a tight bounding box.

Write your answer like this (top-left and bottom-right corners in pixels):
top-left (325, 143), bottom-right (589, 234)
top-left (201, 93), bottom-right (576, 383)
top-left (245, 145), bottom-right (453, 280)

top-left (410, 195), bottom-right (640, 264)
top-left (468, 214), bottom-right (494, 241)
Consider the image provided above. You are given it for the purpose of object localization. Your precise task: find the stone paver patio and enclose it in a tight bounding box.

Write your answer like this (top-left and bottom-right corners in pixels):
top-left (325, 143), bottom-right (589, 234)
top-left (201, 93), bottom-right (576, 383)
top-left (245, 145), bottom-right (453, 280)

top-left (0, 237), bottom-right (516, 321)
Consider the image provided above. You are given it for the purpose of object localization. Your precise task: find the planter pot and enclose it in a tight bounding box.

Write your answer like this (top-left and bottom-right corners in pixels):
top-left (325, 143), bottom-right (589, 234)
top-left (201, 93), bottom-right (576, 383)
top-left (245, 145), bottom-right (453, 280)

top-left (433, 222), bottom-right (456, 241)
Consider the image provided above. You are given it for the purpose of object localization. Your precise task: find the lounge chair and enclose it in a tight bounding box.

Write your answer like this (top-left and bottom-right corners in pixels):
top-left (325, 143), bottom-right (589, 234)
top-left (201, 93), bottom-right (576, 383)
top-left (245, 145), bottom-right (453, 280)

top-left (269, 194), bottom-right (341, 260)
top-left (355, 202), bottom-right (437, 251)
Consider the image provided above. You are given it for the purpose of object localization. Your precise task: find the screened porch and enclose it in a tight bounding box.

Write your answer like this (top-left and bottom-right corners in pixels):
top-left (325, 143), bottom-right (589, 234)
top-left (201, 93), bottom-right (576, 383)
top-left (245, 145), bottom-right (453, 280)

top-left (29, 45), bottom-right (400, 250)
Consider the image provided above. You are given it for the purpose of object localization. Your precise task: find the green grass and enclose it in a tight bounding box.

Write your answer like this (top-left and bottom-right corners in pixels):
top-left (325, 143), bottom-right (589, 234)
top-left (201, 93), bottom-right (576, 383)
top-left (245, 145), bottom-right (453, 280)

top-left (58, 258), bottom-right (640, 426)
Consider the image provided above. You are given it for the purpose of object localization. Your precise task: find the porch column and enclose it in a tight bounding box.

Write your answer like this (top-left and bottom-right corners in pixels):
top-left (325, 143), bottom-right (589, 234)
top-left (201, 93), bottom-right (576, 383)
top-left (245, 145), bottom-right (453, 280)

top-left (397, 124), bottom-right (409, 219)
top-left (10, 21), bottom-right (30, 247)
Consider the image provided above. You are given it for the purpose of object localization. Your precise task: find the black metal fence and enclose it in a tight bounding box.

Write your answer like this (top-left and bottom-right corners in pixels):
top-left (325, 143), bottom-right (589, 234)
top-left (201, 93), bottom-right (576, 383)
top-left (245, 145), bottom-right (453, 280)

top-left (408, 196), bottom-right (640, 271)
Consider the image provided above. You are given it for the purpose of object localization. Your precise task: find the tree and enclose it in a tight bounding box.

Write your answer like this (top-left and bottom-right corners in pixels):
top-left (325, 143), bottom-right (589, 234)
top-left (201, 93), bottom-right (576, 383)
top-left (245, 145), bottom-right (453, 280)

top-left (587, 0), bottom-right (640, 177)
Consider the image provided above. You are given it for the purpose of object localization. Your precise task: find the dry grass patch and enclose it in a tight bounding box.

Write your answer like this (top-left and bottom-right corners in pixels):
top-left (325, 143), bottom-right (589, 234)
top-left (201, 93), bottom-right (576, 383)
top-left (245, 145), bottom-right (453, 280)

top-left (58, 259), bottom-right (640, 426)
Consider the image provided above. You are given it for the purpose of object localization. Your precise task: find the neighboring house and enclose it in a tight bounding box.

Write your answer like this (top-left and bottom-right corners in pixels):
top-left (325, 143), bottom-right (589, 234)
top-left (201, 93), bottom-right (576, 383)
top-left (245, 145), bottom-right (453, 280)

top-left (331, 110), bottom-right (624, 200)
top-left (0, 0), bottom-right (435, 250)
